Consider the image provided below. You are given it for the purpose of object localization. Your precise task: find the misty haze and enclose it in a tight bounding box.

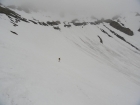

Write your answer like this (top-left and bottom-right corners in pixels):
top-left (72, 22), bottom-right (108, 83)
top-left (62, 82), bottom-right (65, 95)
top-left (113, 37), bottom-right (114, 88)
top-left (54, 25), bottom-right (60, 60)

top-left (1, 0), bottom-right (140, 18)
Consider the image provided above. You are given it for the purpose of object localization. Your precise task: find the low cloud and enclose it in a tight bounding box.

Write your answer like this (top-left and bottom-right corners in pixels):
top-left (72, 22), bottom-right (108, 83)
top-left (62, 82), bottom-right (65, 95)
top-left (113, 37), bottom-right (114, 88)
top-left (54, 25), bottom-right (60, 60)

top-left (1, 0), bottom-right (140, 18)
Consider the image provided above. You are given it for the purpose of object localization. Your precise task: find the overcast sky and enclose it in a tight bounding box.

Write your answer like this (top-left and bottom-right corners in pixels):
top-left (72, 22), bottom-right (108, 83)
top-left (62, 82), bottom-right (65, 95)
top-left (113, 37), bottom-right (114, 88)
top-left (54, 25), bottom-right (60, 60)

top-left (1, 0), bottom-right (140, 18)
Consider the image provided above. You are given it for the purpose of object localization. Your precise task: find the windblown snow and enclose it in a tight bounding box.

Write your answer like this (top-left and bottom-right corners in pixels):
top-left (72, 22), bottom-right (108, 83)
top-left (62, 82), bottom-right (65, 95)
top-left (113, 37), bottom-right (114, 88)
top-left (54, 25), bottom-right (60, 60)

top-left (0, 6), bottom-right (140, 105)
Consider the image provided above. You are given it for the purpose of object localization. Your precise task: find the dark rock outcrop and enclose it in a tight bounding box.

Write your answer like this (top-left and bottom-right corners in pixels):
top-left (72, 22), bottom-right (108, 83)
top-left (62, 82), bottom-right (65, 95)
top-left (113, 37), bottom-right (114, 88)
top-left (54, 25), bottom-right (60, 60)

top-left (91, 19), bottom-right (112, 25)
top-left (104, 19), bottom-right (112, 23)
top-left (90, 22), bottom-right (96, 25)
top-left (138, 28), bottom-right (140, 32)
top-left (104, 25), bottom-right (140, 51)
top-left (64, 22), bottom-right (71, 28)
top-left (72, 22), bottom-right (83, 26)
top-left (55, 21), bottom-right (61, 25)
top-left (98, 36), bottom-right (103, 44)
top-left (100, 29), bottom-right (112, 37)
top-left (13, 24), bottom-right (18, 27)
top-left (53, 26), bottom-right (61, 31)
top-left (42, 22), bottom-right (48, 26)
top-left (47, 21), bottom-right (60, 26)
top-left (110, 21), bottom-right (133, 36)
top-left (21, 18), bottom-right (29, 23)
top-left (72, 22), bottom-right (87, 26)
top-left (0, 5), bottom-right (31, 24)
top-left (29, 20), bottom-right (37, 24)
top-left (0, 6), bottom-right (20, 17)
top-left (38, 22), bottom-right (48, 26)
top-left (64, 24), bottom-right (71, 28)
top-left (11, 31), bottom-right (18, 35)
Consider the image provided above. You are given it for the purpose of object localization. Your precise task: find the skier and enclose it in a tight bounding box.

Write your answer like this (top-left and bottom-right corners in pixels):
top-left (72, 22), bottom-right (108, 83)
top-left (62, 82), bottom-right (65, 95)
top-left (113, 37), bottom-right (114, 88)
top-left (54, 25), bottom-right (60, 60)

top-left (58, 58), bottom-right (60, 62)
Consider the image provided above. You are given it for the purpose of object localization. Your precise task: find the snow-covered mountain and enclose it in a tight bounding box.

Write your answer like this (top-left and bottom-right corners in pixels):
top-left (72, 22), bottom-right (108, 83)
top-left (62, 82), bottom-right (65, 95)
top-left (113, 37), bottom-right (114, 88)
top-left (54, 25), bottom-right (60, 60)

top-left (0, 4), bottom-right (140, 105)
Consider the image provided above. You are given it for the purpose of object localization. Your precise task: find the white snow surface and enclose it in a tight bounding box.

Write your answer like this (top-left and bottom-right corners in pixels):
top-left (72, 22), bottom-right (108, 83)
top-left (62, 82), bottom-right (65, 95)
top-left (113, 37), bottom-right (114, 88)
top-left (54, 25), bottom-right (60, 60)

top-left (0, 9), bottom-right (140, 105)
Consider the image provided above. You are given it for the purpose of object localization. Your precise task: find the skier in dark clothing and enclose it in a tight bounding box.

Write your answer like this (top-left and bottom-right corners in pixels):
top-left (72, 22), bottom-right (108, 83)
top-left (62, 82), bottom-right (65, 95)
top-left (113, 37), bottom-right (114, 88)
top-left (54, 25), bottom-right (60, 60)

top-left (58, 58), bottom-right (60, 62)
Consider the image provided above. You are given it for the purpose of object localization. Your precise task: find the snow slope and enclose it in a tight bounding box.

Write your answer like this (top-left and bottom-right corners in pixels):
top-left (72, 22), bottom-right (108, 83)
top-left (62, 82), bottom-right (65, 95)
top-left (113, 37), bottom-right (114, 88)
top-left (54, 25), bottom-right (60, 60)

top-left (0, 6), bottom-right (140, 105)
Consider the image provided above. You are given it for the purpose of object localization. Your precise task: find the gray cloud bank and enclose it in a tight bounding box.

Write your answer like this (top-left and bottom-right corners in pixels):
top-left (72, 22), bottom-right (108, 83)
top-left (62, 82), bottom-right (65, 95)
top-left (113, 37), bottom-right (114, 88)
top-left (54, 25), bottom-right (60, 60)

top-left (1, 0), bottom-right (140, 18)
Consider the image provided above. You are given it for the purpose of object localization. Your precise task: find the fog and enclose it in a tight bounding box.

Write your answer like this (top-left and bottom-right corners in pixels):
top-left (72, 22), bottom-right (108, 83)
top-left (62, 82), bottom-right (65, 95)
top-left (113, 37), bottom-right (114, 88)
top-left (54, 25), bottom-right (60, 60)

top-left (1, 0), bottom-right (140, 18)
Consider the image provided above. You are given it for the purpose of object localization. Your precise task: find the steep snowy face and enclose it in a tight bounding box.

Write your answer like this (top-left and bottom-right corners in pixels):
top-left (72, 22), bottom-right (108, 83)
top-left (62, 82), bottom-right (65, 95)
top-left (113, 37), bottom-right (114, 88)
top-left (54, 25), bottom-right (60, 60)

top-left (0, 5), bottom-right (140, 105)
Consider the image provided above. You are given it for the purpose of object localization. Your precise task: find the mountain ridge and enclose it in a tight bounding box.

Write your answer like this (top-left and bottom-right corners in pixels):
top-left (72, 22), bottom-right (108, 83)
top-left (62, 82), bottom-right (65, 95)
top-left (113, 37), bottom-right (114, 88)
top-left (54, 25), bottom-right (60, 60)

top-left (1, 5), bottom-right (139, 51)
